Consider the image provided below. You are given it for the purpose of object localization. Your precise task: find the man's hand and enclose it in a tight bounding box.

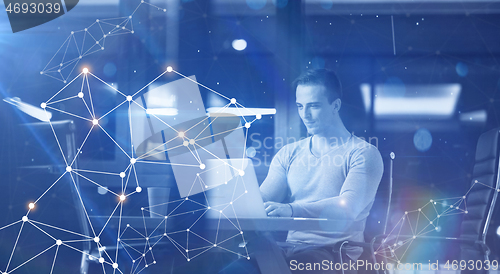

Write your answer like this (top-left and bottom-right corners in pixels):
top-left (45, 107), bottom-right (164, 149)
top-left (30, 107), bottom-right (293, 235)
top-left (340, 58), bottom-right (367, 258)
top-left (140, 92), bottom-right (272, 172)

top-left (264, 202), bottom-right (292, 217)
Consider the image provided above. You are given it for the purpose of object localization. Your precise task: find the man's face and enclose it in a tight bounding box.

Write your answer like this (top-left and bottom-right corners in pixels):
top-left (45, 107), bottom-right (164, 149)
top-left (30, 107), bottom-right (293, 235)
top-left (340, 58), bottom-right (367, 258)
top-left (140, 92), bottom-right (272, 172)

top-left (296, 84), bottom-right (337, 135)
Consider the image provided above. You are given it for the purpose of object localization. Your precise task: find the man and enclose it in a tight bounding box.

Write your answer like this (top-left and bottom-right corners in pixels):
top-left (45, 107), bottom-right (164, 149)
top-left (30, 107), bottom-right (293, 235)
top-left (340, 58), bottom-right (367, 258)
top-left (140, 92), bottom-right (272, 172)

top-left (221, 69), bottom-right (383, 273)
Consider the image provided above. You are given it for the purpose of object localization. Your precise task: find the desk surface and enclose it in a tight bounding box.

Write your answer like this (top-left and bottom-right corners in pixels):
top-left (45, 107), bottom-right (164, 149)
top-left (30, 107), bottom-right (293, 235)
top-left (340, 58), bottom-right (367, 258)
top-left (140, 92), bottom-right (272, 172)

top-left (89, 216), bottom-right (350, 235)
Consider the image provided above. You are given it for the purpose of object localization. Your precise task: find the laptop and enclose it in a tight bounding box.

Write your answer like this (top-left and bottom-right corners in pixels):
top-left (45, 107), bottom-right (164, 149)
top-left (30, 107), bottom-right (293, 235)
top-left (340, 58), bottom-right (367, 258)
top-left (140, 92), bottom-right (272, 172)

top-left (205, 158), bottom-right (326, 221)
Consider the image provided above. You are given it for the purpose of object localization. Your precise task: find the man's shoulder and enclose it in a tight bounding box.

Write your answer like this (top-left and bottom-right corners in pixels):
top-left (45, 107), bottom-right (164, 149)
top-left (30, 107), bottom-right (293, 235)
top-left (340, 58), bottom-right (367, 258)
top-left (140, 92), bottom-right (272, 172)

top-left (349, 135), bottom-right (382, 158)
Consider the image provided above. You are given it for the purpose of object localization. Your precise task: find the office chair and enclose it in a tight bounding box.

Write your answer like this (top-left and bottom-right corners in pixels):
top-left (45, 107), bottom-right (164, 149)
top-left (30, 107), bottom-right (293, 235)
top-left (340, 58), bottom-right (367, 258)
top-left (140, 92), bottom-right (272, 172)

top-left (372, 127), bottom-right (500, 273)
top-left (16, 120), bottom-right (92, 274)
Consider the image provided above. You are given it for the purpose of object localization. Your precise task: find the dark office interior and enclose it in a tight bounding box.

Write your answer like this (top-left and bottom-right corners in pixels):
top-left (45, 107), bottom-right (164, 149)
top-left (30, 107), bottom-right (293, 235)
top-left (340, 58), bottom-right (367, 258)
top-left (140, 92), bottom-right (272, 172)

top-left (1, 0), bottom-right (500, 273)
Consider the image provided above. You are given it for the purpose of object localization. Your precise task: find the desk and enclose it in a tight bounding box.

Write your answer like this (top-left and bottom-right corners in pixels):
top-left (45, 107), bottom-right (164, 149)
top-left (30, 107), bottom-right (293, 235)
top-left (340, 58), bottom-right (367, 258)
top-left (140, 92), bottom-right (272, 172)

top-left (90, 216), bottom-right (349, 274)
top-left (89, 216), bottom-right (350, 234)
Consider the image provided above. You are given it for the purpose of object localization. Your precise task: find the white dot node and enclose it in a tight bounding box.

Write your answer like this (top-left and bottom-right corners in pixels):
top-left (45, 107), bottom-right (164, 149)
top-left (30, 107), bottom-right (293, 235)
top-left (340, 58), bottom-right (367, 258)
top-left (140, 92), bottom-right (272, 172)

top-left (129, 16), bottom-right (132, 18)
top-left (240, 231), bottom-right (243, 234)
top-left (247, 257), bottom-right (250, 260)
top-left (164, 233), bottom-right (167, 236)
top-left (131, 31), bottom-right (134, 34)
top-left (56, 240), bottom-right (62, 246)
top-left (141, 0), bottom-right (144, 3)
top-left (117, 238), bottom-right (120, 242)
top-left (430, 199), bottom-right (433, 202)
top-left (154, 261), bottom-right (157, 264)
top-left (224, 182), bottom-right (227, 184)
top-left (126, 95), bottom-right (132, 101)
top-left (127, 224), bottom-right (130, 227)
top-left (94, 237), bottom-right (100, 243)
top-left (187, 259), bottom-right (190, 262)
top-left (71, 31), bottom-right (74, 34)
top-left (239, 170), bottom-right (245, 176)
top-left (245, 122), bottom-right (251, 128)
top-left (116, 25), bottom-right (119, 28)
top-left (120, 195), bottom-right (126, 201)
top-left (220, 210), bottom-right (222, 213)
top-left (22, 216), bottom-right (28, 222)
top-left (450, 205), bottom-right (453, 208)
top-left (101, 47), bottom-right (104, 50)
top-left (99, 258), bottom-right (104, 264)
top-left (84, 28), bottom-right (87, 31)
top-left (437, 215), bottom-right (440, 218)
top-left (374, 252), bottom-right (377, 255)
top-left (230, 202), bottom-right (233, 205)
top-left (245, 190), bottom-right (248, 193)
top-left (475, 180), bottom-right (478, 183)
top-left (92, 119), bottom-right (98, 125)
top-left (57, 69), bottom-right (61, 73)
top-left (41, 102), bottom-right (46, 109)
top-left (178, 132), bottom-right (184, 138)
top-left (120, 172), bottom-right (126, 178)
top-left (141, 207), bottom-right (144, 211)
top-left (66, 166), bottom-right (72, 172)
top-left (130, 158), bottom-right (136, 164)
top-left (183, 141), bottom-right (189, 146)
top-left (165, 216), bottom-right (168, 219)
top-left (142, 254), bottom-right (146, 257)
top-left (462, 196), bottom-right (466, 199)
top-left (96, 41), bottom-right (99, 44)
top-left (146, 237), bottom-right (149, 240)
top-left (189, 139), bottom-right (195, 145)
top-left (456, 207), bottom-right (459, 209)
top-left (136, 187), bottom-right (142, 193)
top-left (200, 164), bottom-right (206, 170)
top-left (256, 114), bottom-right (262, 119)
top-left (186, 249), bottom-right (189, 252)
top-left (40, 71), bottom-right (43, 74)
top-left (96, 19), bottom-right (99, 22)
top-left (166, 66), bottom-right (173, 72)
top-left (28, 203), bottom-right (35, 209)
top-left (430, 221), bottom-right (433, 224)
top-left (63, 80), bottom-right (67, 83)
top-left (146, 265), bottom-right (149, 268)
top-left (196, 173), bottom-right (199, 176)
top-left (435, 227), bottom-right (439, 230)
top-left (230, 98), bottom-right (236, 104)
top-left (132, 260), bottom-right (135, 263)
top-left (405, 211), bottom-right (408, 214)
top-left (78, 92), bottom-right (84, 98)
top-left (418, 208), bottom-right (421, 211)
top-left (207, 207), bottom-right (211, 209)
top-left (112, 263), bottom-right (118, 269)
top-left (214, 244), bottom-right (217, 247)
top-left (79, 56), bottom-right (82, 59)
top-left (465, 211), bottom-right (468, 214)
top-left (163, 9), bottom-right (166, 12)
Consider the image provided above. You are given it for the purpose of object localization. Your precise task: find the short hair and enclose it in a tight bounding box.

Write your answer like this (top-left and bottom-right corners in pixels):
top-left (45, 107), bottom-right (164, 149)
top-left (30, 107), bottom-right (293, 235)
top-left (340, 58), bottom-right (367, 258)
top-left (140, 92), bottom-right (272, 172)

top-left (292, 69), bottom-right (343, 103)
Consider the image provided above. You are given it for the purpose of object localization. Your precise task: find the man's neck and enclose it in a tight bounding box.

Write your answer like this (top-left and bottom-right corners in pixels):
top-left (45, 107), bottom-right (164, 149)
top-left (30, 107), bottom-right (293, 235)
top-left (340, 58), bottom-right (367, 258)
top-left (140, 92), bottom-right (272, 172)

top-left (310, 123), bottom-right (351, 155)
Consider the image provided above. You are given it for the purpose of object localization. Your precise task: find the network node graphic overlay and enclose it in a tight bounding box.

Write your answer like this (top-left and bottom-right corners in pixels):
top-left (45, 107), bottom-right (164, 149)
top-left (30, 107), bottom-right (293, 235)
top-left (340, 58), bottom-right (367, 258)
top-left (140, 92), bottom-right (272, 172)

top-left (4, 65), bottom-right (263, 274)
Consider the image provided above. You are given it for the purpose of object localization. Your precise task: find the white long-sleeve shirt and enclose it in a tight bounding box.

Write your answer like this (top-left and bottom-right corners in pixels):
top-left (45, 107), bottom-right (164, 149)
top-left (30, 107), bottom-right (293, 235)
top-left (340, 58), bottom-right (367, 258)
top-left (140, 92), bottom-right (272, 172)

top-left (260, 134), bottom-right (383, 259)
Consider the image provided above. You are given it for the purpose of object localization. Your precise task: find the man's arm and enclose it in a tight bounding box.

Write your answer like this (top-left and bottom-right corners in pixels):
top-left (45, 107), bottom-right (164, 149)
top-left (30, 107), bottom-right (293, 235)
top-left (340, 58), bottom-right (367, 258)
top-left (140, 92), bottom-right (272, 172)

top-left (260, 148), bottom-right (290, 203)
top-left (290, 146), bottom-right (383, 220)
